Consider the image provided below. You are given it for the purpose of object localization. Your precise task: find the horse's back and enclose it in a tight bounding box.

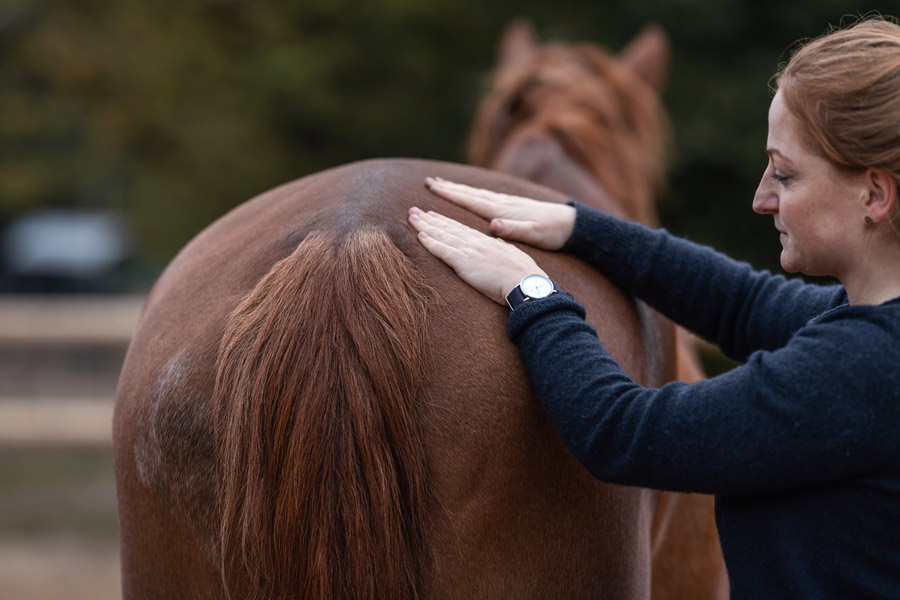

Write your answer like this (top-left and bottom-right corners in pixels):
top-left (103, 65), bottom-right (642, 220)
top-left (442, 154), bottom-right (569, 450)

top-left (114, 158), bottom-right (663, 599)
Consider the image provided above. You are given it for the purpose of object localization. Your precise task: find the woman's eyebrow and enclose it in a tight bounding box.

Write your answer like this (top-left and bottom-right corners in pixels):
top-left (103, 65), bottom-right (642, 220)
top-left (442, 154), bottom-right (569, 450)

top-left (766, 148), bottom-right (795, 166)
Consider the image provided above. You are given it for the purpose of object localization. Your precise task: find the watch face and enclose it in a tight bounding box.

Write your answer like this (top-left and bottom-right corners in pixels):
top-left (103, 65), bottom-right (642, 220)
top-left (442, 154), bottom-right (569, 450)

top-left (521, 274), bottom-right (554, 298)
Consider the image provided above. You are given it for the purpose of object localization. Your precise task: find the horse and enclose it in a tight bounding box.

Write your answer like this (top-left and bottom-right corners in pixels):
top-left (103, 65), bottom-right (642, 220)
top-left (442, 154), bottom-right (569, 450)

top-left (112, 29), bottom-right (724, 600)
top-left (467, 21), bottom-right (726, 598)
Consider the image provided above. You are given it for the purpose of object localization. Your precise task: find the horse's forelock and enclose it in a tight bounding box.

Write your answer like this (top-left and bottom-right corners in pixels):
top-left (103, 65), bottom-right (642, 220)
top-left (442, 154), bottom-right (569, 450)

top-left (469, 42), bottom-right (668, 225)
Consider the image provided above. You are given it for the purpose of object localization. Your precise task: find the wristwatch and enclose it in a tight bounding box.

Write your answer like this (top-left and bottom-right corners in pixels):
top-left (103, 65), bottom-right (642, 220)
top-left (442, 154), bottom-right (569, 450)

top-left (506, 273), bottom-right (560, 310)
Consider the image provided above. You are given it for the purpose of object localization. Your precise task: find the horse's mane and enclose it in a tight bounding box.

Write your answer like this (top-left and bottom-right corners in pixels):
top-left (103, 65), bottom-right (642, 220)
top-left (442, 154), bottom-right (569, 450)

top-left (468, 42), bottom-right (669, 225)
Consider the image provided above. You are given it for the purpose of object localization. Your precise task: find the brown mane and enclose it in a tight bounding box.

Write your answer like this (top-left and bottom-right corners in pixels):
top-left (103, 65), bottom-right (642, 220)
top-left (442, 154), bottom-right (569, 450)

top-left (214, 228), bottom-right (433, 599)
top-left (468, 41), bottom-right (669, 226)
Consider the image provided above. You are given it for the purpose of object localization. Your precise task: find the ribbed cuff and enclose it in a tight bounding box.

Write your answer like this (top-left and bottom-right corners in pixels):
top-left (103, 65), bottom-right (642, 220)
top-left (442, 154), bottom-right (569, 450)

top-left (507, 292), bottom-right (587, 344)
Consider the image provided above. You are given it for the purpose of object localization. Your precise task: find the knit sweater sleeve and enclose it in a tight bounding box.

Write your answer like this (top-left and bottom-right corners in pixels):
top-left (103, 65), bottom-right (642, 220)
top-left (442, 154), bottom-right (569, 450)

top-left (507, 294), bottom-right (895, 495)
top-left (561, 202), bottom-right (845, 361)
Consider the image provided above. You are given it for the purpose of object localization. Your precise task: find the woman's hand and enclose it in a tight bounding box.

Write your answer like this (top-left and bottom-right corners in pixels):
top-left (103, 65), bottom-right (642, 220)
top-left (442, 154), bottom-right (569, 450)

top-left (408, 207), bottom-right (545, 306)
top-left (425, 177), bottom-right (576, 251)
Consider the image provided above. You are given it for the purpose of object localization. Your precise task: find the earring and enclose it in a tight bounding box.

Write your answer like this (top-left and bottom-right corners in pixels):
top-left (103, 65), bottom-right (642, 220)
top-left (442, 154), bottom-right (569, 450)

top-left (865, 215), bottom-right (875, 225)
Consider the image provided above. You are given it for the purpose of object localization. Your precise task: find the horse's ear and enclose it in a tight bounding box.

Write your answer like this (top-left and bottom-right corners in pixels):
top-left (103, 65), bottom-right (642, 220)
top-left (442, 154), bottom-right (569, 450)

top-left (496, 19), bottom-right (539, 72)
top-left (618, 24), bottom-right (670, 91)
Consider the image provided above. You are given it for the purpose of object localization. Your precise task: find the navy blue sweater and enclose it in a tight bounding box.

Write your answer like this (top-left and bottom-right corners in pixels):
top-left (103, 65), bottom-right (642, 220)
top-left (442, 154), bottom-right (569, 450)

top-left (508, 203), bottom-right (900, 599)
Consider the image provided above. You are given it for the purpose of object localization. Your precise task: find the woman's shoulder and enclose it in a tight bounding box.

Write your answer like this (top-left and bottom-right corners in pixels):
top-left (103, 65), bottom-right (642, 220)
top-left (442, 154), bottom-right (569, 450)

top-left (750, 293), bottom-right (900, 381)
top-left (809, 293), bottom-right (900, 327)
top-left (792, 296), bottom-right (900, 372)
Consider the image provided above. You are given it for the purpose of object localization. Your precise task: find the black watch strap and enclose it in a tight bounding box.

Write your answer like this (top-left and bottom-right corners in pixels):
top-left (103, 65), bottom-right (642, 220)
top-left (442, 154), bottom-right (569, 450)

top-left (506, 276), bottom-right (560, 310)
top-left (505, 285), bottom-right (529, 310)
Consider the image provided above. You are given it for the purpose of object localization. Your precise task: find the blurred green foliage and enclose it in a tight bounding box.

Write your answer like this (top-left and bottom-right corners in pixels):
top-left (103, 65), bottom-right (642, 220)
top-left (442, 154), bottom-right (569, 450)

top-left (1, 0), bottom-right (896, 285)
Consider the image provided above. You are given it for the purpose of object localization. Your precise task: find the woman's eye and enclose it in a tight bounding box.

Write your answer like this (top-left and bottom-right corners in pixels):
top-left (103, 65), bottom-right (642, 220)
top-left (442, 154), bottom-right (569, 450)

top-left (771, 172), bottom-right (790, 183)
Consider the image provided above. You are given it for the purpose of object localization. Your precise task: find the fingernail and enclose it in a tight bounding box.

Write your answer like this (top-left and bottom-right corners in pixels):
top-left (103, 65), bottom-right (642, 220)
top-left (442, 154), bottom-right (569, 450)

top-left (409, 212), bottom-right (421, 222)
top-left (418, 231), bottom-right (428, 240)
top-left (492, 218), bottom-right (503, 234)
top-left (410, 206), bottom-right (422, 214)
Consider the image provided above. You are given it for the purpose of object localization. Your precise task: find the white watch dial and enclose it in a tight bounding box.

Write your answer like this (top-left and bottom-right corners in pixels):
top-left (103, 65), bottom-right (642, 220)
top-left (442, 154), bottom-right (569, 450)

top-left (520, 274), bottom-right (554, 298)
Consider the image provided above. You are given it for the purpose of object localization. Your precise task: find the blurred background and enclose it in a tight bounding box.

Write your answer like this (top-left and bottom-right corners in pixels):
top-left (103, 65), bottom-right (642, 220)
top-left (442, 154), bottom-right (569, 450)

top-left (0, 0), bottom-right (894, 597)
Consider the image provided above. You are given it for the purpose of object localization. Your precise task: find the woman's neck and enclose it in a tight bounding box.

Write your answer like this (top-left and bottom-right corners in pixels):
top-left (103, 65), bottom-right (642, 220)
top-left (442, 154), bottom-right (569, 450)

top-left (842, 240), bottom-right (900, 305)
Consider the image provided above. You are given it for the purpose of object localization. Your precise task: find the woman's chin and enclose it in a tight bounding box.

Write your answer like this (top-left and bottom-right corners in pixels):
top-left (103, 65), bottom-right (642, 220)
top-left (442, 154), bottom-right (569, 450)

top-left (780, 252), bottom-right (800, 274)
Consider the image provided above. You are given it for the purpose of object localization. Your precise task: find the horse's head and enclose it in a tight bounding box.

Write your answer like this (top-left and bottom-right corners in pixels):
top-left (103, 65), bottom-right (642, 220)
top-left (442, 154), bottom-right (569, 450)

top-left (468, 21), bottom-right (670, 225)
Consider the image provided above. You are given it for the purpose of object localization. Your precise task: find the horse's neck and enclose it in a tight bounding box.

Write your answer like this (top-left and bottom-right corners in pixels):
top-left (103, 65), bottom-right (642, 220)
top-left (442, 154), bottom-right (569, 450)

top-left (492, 129), bottom-right (629, 220)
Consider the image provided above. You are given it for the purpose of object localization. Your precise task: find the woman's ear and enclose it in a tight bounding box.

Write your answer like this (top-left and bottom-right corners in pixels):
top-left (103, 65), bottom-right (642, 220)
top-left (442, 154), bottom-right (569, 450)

top-left (864, 168), bottom-right (898, 223)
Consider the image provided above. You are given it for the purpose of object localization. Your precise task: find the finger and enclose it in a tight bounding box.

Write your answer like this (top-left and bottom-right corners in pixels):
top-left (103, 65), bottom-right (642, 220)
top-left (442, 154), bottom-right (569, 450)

top-left (421, 208), bottom-right (474, 231)
top-left (413, 228), bottom-right (468, 268)
top-left (425, 179), bottom-right (509, 220)
top-left (410, 211), bottom-right (514, 268)
top-left (408, 210), bottom-right (471, 248)
top-left (428, 180), bottom-right (510, 204)
top-left (410, 207), bottom-right (470, 237)
top-left (408, 213), bottom-right (498, 285)
top-left (412, 208), bottom-right (487, 243)
top-left (426, 186), bottom-right (501, 219)
top-left (490, 218), bottom-right (539, 244)
top-left (423, 210), bottom-right (502, 246)
top-left (425, 178), bottom-right (489, 195)
top-left (434, 180), bottom-right (532, 211)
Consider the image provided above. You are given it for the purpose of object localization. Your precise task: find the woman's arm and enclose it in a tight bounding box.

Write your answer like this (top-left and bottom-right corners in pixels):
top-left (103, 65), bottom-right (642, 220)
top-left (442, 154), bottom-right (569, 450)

top-left (424, 178), bottom-right (843, 361)
top-left (509, 294), bottom-right (889, 495)
top-left (562, 201), bottom-right (845, 360)
top-left (406, 200), bottom-right (890, 495)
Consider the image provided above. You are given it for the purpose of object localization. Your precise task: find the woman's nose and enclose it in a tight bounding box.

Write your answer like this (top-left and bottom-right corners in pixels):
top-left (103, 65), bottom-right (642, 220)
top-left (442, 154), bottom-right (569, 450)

top-left (752, 169), bottom-right (778, 214)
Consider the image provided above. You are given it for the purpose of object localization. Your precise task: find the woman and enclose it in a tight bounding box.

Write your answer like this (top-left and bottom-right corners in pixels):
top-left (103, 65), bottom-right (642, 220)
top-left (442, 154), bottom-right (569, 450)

top-left (408, 18), bottom-right (900, 599)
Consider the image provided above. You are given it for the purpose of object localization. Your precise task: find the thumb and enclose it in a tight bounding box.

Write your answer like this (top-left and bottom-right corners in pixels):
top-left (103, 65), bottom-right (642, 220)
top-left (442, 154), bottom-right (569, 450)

top-left (491, 218), bottom-right (537, 245)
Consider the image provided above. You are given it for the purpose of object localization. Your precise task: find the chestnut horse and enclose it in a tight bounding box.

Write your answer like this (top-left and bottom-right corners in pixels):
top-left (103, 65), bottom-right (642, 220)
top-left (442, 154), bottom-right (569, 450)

top-left (467, 22), bottom-right (726, 598)
top-left (112, 29), bottom-right (723, 600)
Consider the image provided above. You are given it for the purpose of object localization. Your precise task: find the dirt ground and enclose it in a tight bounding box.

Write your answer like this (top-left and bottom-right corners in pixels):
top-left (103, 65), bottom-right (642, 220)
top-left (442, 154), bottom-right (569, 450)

top-left (0, 444), bottom-right (121, 600)
top-left (0, 536), bottom-right (120, 600)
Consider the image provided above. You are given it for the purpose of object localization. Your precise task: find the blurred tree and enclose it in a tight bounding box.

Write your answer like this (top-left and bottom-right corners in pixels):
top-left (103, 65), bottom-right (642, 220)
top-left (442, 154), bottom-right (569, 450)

top-left (0, 0), bottom-right (896, 286)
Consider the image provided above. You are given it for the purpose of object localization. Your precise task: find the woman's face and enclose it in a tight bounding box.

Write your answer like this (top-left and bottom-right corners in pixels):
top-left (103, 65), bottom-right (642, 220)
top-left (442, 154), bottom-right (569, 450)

top-left (752, 91), bottom-right (867, 278)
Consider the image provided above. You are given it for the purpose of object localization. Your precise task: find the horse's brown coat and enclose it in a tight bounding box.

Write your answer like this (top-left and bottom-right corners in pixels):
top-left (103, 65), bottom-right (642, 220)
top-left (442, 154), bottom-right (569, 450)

top-left (115, 158), bottom-right (678, 599)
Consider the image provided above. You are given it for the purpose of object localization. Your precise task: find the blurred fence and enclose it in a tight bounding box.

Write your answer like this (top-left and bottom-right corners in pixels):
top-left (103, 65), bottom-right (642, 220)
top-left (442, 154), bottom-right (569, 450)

top-left (0, 295), bottom-right (143, 446)
top-left (0, 294), bottom-right (143, 600)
